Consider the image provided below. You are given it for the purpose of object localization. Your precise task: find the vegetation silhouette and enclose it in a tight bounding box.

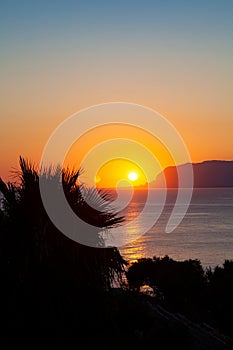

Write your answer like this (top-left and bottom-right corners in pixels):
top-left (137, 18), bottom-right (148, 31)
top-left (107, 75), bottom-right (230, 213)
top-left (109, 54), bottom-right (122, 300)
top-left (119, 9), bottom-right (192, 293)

top-left (127, 256), bottom-right (233, 341)
top-left (0, 157), bottom-right (127, 330)
top-left (127, 256), bottom-right (205, 311)
top-left (0, 158), bottom-right (232, 348)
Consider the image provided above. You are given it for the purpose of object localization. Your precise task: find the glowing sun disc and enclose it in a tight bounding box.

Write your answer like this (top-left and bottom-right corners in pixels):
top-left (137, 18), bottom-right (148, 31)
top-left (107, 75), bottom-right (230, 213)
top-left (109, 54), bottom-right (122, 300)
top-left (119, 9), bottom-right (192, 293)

top-left (128, 171), bottom-right (138, 181)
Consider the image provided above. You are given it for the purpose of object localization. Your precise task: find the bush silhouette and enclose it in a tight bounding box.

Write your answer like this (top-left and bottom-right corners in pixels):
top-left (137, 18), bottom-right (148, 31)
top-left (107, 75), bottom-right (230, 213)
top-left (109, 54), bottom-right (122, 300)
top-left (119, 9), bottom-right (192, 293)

top-left (207, 260), bottom-right (233, 336)
top-left (127, 256), bottom-right (205, 311)
top-left (127, 256), bottom-right (233, 339)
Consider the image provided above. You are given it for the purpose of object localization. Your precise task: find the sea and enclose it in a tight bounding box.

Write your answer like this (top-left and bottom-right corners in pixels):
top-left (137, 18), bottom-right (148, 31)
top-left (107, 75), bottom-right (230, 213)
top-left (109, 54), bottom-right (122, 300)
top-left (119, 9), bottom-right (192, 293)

top-left (118, 188), bottom-right (233, 269)
top-left (1, 187), bottom-right (232, 269)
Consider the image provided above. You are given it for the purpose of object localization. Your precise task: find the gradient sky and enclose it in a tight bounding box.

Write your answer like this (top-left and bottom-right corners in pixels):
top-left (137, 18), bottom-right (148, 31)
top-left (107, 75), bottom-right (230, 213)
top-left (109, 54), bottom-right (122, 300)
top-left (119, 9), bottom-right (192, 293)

top-left (1, 0), bottom-right (233, 184)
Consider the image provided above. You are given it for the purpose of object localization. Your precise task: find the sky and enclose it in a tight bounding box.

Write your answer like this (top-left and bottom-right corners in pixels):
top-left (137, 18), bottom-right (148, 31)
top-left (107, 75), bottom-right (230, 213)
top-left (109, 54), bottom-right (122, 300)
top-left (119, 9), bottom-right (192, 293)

top-left (1, 0), bottom-right (233, 186)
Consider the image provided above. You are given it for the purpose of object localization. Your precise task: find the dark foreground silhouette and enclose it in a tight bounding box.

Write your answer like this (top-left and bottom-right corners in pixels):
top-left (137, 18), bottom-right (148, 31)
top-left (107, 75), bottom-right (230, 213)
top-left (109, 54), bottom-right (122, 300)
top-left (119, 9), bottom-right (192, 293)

top-left (127, 256), bottom-right (233, 341)
top-left (0, 158), bottom-right (232, 348)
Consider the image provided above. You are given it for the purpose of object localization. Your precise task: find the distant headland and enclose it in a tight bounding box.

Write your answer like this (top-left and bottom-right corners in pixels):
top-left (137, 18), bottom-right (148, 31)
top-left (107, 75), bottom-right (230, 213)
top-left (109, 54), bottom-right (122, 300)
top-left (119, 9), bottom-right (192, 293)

top-left (153, 160), bottom-right (233, 188)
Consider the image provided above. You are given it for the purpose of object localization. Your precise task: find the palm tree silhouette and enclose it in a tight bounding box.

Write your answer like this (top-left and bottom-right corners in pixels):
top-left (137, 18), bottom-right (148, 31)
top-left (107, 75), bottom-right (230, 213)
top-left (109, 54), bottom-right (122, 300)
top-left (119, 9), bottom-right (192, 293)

top-left (0, 156), bottom-right (126, 294)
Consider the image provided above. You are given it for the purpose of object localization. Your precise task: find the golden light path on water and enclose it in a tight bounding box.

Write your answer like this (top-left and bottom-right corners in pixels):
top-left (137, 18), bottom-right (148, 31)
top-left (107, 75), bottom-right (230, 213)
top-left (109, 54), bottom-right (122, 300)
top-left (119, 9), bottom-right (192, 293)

top-left (119, 188), bottom-right (233, 268)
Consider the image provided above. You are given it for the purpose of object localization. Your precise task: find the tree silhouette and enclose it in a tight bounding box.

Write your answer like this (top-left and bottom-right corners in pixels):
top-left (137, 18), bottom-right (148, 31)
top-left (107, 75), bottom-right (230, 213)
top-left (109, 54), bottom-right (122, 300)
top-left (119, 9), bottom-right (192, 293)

top-left (207, 260), bottom-right (233, 336)
top-left (127, 256), bottom-right (206, 315)
top-left (0, 157), bottom-right (126, 327)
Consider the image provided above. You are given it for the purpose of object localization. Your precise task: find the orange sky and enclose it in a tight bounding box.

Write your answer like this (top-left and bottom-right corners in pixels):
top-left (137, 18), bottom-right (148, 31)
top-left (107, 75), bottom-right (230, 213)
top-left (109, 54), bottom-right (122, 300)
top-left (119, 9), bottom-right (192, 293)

top-left (1, 96), bottom-right (232, 186)
top-left (63, 123), bottom-right (175, 188)
top-left (1, 1), bottom-right (232, 185)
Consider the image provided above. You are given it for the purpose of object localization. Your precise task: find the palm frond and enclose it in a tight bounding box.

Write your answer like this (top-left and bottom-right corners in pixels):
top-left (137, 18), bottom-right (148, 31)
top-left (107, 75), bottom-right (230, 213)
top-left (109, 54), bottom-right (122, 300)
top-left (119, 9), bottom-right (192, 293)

top-left (0, 156), bottom-right (127, 290)
top-left (18, 156), bottom-right (39, 187)
top-left (0, 178), bottom-right (18, 210)
top-left (62, 166), bottom-right (83, 189)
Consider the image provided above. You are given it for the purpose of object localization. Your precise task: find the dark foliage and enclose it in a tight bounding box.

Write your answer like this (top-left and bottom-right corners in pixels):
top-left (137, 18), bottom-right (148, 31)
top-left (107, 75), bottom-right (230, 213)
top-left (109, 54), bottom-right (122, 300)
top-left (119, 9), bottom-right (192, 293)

top-left (206, 260), bottom-right (233, 336)
top-left (127, 256), bottom-right (233, 339)
top-left (0, 157), bottom-right (126, 330)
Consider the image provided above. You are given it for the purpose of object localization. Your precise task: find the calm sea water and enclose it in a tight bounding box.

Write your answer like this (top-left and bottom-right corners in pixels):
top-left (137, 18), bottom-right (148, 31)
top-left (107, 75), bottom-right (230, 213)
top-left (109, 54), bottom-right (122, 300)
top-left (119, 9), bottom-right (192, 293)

top-left (119, 188), bottom-right (233, 268)
top-left (1, 188), bottom-right (232, 268)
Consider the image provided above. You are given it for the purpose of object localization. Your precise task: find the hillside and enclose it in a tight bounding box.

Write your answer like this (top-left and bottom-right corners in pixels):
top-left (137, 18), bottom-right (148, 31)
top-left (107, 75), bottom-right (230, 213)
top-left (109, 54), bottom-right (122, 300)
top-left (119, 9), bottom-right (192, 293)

top-left (154, 160), bottom-right (233, 188)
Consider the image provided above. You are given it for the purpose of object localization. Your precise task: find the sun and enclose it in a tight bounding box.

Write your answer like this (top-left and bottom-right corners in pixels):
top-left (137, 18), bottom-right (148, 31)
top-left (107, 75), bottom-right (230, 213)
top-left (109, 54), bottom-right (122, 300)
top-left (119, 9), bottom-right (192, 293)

top-left (128, 171), bottom-right (139, 181)
top-left (93, 159), bottom-right (146, 188)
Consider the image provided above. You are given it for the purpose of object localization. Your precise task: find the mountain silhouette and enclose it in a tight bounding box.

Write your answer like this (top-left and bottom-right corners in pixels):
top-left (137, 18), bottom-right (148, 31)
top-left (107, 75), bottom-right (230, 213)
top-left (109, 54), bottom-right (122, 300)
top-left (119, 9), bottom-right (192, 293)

top-left (154, 160), bottom-right (233, 188)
